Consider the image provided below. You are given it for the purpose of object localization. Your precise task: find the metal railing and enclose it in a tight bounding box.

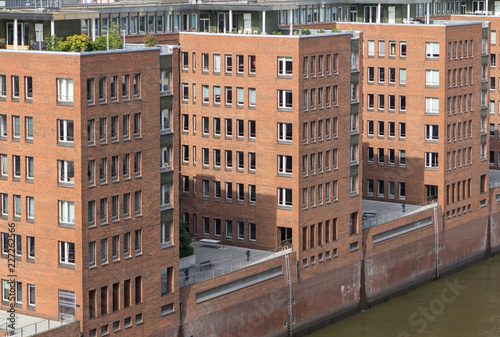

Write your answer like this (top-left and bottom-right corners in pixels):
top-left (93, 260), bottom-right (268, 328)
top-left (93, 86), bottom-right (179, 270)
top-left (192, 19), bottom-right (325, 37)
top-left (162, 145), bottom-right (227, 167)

top-left (180, 244), bottom-right (292, 288)
top-left (362, 200), bottom-right (438, 229)
top-left (490, 178), bottom-right (500, 189)
top-left (0, 314), bottom-right (75, 337)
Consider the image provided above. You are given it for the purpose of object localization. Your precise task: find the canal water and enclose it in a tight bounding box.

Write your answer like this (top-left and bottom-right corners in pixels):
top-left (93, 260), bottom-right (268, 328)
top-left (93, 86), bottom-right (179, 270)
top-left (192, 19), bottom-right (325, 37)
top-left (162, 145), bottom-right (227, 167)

top-left (307, 255), bottom-right (500, 337)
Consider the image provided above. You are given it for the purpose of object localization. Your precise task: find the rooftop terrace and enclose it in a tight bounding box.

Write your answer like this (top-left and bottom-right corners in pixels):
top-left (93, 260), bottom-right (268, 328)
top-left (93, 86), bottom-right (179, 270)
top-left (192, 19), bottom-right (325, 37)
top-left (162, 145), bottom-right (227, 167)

top-left (179, 240), bottom-right (291, 288)
top-left (0, 310), bottom-right (75, 337)
top-left (362, 199), bottom-right (438, 229)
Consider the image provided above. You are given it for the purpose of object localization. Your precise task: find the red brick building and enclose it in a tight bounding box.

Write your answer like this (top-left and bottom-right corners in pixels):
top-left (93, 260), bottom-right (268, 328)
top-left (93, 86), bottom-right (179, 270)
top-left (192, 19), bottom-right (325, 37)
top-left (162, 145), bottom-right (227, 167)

top-left (0, 48), bottom-right (179, 337)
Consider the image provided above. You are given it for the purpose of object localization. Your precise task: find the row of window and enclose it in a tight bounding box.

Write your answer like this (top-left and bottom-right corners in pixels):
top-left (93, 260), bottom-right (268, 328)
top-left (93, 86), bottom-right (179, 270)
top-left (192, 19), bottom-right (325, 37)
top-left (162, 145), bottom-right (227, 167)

top-left (182, 83), bottom-right (257, 107)
top-left (446, 205), bottom-right (473, 219)
top-left (302, 117), bottom-right (340, 144)
top-left (87, 114), bottom-right (141, 145)
top-left (88, 276), bottom-right (144, 320)
top-left (367, 40), bottom-right (407, 58)
top-left (181, 147), bottom-right (256, 172)
top-left (0, 115), bottom-right (33, 142)
top-left (88, 230), bottom-right (143, 267)
top-left (302, 86), bottom-right (338, 111)
top-left (86, 74), bottom-right (141, 104)
top-left (199, 217), bottom-right (257, 242)
top-left (448, 120), bottom-right (473, 142)
top-left (367, 180), bottom-right (406, 200)
top-left (367, 67), bottom-right (406, 86)
top-left (181, 116), bottom-right (256, 140)
top-left (367, 121), bottom-right (406, 139)
top-left (448, 67), bottom-right (473, 87)
top-left (446, 179), bottom-right (472, 205)
top-left (447, 147), bottom-right (473, 169)
top-left (1, 280), bottom-right (35, 307)
top-left (0, 75), bottom-right (32, 101)
top-left (302, 248), bottom-right (340, 268)
top-left (182, 52), bottom-right (256, 76)
top-left (302, 218), bottom-right (339, 251)
top-left (1, 233), bottom-right (35, 260)
top-left (302, 150), bottom-right (338, 177)
top-left (0, 194), bottom-right (34, 220)
top-left (367, 147), bottom-right (406, 167)
top-left (89, 312), bottom-right (144, 337)
top-left (447, 94), bottom-right (473, 114)
top-left (0, 154), bottom-right (34, 181)
top-left (302, 181), bottom-right (338, 209)
top-left (182, 178), bottom-right (256, 205)
top-left (302, 54), bottom-right (339, 78)
top-left (367, 94), bottom-right (407, 112)
top-left (85, 11), bottom-right (204, 35)
top-left (88, 191), bottom-right (142, 226)
top-left (447, 40), bottom-right (474, 60)
top-left (88, 153), bottom-right (142, 186)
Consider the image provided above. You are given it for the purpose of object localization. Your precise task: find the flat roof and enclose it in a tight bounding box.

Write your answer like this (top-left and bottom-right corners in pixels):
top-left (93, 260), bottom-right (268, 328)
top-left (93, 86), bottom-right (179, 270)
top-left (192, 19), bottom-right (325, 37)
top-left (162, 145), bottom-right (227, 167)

top-left (180, 240), bottom-right (291, 287)
top-left (362, 199), bottom-right (437, 229)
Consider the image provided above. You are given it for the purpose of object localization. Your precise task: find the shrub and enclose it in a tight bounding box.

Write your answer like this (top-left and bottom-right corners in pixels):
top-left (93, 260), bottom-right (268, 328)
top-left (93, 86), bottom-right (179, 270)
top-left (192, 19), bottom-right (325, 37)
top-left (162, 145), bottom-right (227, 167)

top-left (301, 27), bottom-right (311, 35)
top-left (179, 220), bottom-right (194, 258)
top-left (144, 34), bottom-right (157, 47)
top-left (0, 42), bottom-right (6, 49)
top-left (331, 28), bottom-right (342, 33)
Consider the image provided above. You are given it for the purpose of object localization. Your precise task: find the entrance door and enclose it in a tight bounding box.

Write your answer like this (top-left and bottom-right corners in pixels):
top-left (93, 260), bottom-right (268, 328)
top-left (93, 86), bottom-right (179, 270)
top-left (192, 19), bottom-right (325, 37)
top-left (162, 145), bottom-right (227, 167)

top-left (388, 6), bottom-right (396, 23)
top-left (58, 289), bottom-right (76, 320)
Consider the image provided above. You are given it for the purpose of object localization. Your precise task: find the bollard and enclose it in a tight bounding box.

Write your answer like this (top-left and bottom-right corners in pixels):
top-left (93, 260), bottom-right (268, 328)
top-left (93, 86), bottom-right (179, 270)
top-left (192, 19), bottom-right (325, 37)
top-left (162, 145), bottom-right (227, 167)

top-left (246, 250), bottom-right (251, 262)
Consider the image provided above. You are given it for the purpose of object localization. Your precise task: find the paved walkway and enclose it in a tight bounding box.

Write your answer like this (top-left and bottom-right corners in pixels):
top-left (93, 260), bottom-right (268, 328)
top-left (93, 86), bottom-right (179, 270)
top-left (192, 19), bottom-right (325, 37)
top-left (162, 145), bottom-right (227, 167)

top-left (180, 241), bottom-right (290, 287)
top-left (362, 199), bottom-right (432, 228)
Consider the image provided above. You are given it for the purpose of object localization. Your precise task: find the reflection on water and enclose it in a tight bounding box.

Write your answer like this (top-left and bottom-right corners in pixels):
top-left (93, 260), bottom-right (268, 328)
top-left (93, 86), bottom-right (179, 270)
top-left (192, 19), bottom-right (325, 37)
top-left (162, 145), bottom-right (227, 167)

top-left (307, 255), bottom-right (500, 337)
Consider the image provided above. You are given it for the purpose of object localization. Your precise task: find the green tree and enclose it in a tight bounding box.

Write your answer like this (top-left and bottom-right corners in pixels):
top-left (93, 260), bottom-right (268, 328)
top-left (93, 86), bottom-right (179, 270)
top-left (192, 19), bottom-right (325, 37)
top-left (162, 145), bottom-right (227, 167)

top-left (144, 34), bottom-right (157, 47)
top-left (179, 220), bottom-right (194, 258)
top-left (44, 35), bottom-right (63, 51)
top-left (92, 23), bottom-right (123, 51)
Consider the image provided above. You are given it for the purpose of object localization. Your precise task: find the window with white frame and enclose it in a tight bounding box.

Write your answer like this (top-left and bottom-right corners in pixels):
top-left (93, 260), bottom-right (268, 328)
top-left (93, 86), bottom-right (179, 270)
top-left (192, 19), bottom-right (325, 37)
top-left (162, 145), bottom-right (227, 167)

top-left (58, 160), bottom-right (74, 184)
top-left (426, 70), bottom-right (439, 87)
top-left (59, 241), bottom-right (75, 264)
top-left (58, 120), bottom-right (74, 143)
top-left (59, 200), bottom-right (75, 225)
top-left (426, 97), bottom-right (439, 114)
top-left (278, 57), bottom-right (293, 76)
top-left (426, 42), bottom-right (440, 58)
top-left (278, 188), bottom-right (292, 207)
top-left (57, 78), bottom-right (73, 103)
top-left (278, 90), bottom-right (293, 109)
top-left (425, 152), bottom-right (439, 168)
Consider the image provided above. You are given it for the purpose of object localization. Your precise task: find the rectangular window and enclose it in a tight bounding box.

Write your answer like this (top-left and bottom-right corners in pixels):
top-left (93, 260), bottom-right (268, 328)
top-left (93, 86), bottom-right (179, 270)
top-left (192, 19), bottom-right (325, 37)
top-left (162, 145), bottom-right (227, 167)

top-left (59, 241), bottom-right (75, 264)
top-left (58, 160), bottom-right (74, 184)
top-left (59, 119), bottom-right (75, 143)
top-left (25, 76), bottom-right (32, 100)
top-left (278, 90), bottom-right (292, 108)
top-left (133, 74), bottom-right (140, 97)
top-left (59, 201), bottom-right (75, 225)
top-left (379, 41), bottom-right (385, 57)
top-left (278, 188), bottom-right (292, 207)
top-left (278, 57), bottom-right (293, 76)
top-left (12, 116), bottom-right (20, 139)
top-left (122, 75), bottom-right (129, 99)
top-left (426, 70), bottom-right (439, 87)
top-left (161, 222), bottom-right (172, 245)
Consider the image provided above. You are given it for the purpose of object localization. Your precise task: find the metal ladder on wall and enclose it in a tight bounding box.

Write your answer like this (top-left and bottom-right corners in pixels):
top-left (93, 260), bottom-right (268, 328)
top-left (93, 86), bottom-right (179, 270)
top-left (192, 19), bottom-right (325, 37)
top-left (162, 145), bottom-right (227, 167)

top-left (285, 252), bottom-right (292, 337)
top-left (433, 207), bottom-right (439, 279)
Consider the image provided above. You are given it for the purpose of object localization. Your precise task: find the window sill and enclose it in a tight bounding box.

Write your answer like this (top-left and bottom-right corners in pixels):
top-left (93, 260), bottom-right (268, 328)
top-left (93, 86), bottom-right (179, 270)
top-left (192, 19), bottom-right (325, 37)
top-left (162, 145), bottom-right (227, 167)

top-left (58, 222), bottom-right (75, 229)
top-left (59, 263), bottom-right (75, 270)
top-left (277, 205), bottom-right (292, 211)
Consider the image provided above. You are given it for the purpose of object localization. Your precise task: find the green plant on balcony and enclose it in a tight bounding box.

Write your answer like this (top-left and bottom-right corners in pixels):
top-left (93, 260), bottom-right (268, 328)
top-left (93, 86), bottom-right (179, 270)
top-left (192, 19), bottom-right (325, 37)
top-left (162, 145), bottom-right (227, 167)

top-left (301, 27), bottom-right (311, 35)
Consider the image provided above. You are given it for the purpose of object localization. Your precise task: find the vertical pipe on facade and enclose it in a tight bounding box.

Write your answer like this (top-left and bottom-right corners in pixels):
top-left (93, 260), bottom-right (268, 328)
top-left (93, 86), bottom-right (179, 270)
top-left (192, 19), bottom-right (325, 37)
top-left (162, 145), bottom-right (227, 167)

top-left (14, 19), bottom-right (18, 50)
